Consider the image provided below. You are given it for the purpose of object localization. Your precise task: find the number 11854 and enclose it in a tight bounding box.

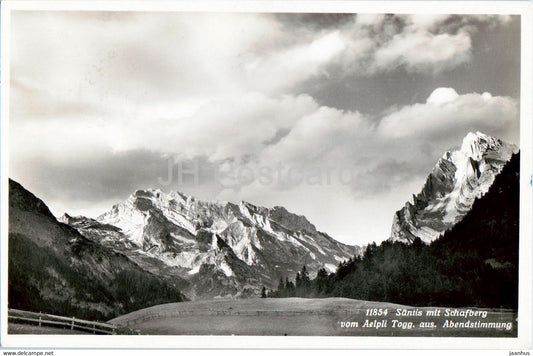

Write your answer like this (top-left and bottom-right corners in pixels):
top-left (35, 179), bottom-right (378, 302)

top-left (365, 308), bottom-right (388, 316)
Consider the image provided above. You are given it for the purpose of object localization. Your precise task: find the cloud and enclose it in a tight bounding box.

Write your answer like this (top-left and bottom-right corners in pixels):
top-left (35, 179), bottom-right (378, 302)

top-left (10, 92), bottom-right (320, 164)
top-left (223, 87), bottom-right (519, 227)
top-left (9, 150), bottom-right (173, 218)
top-left (259, 106), bottom-right (369, 167)
top-left (11, 13), bottom-right (514, 129)
top-left (344, 14), bottom-right (513, 75)
top-left (426, 87), bottom-right (460, 104)
top-left (245, 31), bottom-right (348, 93)
top-left (156, 93), bottom-right (319, 160)
top-left (10, 149), bottom-right (228, 219)
top-left (373, 30), bottom-right (472, 73)
top-left (378, 88), bottom-right (519, 143)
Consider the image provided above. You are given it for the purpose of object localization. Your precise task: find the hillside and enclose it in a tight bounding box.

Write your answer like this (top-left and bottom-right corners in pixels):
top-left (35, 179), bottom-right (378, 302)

top-left (8, 179), bottom-right (186, 321)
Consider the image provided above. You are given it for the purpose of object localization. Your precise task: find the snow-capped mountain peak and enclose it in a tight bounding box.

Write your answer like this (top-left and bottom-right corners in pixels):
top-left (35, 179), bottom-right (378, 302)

top-left (460, 131), bottom-right (516, 161)
top-left (64, 188), bottom-right (359, 299)
top-left (390, 132), bottom-right (518, 244)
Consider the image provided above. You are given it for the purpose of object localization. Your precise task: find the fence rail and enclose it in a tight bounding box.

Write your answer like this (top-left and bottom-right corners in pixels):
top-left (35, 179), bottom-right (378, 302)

top-left (8, 308), bottom-right (118, 335)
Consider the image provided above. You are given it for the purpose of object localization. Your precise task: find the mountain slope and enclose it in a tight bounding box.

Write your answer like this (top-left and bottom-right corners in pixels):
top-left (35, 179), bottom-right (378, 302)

top-left (390, 131), bottom-right (517, 243)
top-left (429, 152), bottom-right (519, 307)
top-left (8, 179), bottom-right (186, 321)
top-left (63, 190), bottom-right (359, 299)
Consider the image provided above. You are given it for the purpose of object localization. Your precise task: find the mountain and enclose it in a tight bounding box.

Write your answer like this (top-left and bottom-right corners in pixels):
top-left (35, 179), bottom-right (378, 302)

top-left (8, 179), bottom-right (186, 321)
top-left (62, 190), bottom-right (359, 300)
top-left (429, 152), bottom-right (519, 307)
top-left (390, 131), bottom-right (517, 243)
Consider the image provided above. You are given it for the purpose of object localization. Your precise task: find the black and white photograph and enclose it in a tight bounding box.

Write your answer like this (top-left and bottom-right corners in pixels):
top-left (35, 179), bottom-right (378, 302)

top-left (1, 0), bottom-right (532, 352)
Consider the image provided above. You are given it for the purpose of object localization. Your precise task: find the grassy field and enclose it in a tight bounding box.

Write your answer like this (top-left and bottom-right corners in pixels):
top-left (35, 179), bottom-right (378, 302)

top-left (110, 297), bottom-right (517, 337)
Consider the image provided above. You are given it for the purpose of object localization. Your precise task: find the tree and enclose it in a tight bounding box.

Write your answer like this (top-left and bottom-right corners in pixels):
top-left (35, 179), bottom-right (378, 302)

top-left (285, 277), bottom-right (295, 297)
top-left (277, 277), bottom-right (286, 297)
top-left (316, 268), bottom-right (329, 294)
top-left (299, 265), bottom-right (311, 296)
top-left (278, 277), bottom-right (285, 291)
top-left (295, 272), bottom-right (302, 288)
top-left (301, 265), bottom-right (310, 283)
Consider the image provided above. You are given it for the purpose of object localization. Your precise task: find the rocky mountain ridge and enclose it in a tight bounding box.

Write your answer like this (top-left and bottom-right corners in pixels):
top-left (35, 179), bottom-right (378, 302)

top-left (390, 131), bottom-right (517, 243)
top-left (62, 189), bottom-right (359, 299)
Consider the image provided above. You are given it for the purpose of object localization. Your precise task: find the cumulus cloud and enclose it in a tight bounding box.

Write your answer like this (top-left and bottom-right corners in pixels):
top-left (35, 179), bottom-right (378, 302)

top-left (242, 88), bottom-right (518, 195)
top-left (378, 88), bottom-right (519, 143)
top-left (426, 87), bottom-right (460, 104)
top-left (260, 106), bottom-right (369, 166)
top-left (202, 86), bottom-right (518, 204)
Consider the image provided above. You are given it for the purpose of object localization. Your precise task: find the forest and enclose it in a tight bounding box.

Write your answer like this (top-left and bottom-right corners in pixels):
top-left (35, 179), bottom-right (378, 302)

top-left (9, 232), bottom-right (186, 321)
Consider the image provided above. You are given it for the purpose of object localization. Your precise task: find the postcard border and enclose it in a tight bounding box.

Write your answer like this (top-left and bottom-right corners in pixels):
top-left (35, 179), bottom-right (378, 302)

top-left (1, 0), bottom-right (531, 350)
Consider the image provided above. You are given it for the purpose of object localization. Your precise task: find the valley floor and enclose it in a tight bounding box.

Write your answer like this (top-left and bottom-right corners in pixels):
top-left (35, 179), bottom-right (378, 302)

top-left (110, 297), bottom-right (517, 337)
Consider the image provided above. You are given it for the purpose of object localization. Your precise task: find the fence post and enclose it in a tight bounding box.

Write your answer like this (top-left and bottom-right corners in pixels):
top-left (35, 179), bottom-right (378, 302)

top-left (38, 311), bottom-right (42, 327)
top-left (71, 317), bottom-right (75, 330)
top-left (93, 321), bottom-right (96, 334)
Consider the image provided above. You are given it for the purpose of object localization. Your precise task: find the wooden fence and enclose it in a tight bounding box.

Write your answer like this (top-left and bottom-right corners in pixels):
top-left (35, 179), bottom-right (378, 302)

top-left (8, 308), bottom-right (118, 334)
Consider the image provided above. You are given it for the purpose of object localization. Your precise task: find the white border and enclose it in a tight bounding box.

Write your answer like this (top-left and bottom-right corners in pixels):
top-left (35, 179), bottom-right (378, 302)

top-left (1, 0), bottom-right (11, 350)
top-left (1, 0), bottom-right (531, 350)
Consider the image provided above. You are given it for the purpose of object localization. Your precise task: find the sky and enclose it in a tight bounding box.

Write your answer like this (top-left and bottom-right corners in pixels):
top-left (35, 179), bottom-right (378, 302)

top-left (9, 12), bottom-right (521, 245)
